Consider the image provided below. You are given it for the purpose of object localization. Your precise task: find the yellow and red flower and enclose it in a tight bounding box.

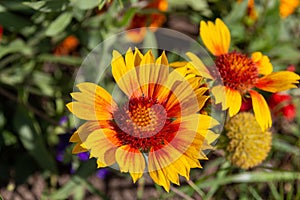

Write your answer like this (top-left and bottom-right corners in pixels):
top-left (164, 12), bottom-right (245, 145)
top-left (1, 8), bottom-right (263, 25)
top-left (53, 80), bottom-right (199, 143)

top-left (126, 0), bottom-right (168, 43)
top-left (67, 48), bottom-right (218, 191)
top-left (187, 18), bottom-right (300, 131)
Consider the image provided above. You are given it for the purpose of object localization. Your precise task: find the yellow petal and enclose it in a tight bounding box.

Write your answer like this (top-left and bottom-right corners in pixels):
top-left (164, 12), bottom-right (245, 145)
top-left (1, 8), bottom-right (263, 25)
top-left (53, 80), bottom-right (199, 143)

top-left (211, 85), bottom-right (227, 109)
top-left (169, 61), bottom-right (188, 68)
top-left (146, 51), bottom-right (169, 96)
top-left (203, 130), bottom-right (219, 145)
top-left (251, 52), bottom-right (273, 75)
top-left (83, 129), bottom-right (120, 166)
top-left (225, 87), bottom-right (242, 117)
top-left (115, 145), bottom-right (145, 183)
top-left (70, 131), bottom-right (80, 143)
top-left (97, 160), bottom-right (107, 168)
top-left (200, 18), bottom-right (230, 56)
top-left (148, 144), bottom-right (190, 192)
top-left (67, 102), bottom-right (113, 120)
top-left (185, 114), bottom-right (219, 131)
top-left (186, 52), bottom-right (213, 79)
top-left (138, 50), bottom-right (155, 96)
top-left (249, 90), bottom-right (272, 131)
top-left (133, 47), bottom-right (143, 66)
top-left (111, 51), bottom-right (126, 74)
top-left (72, 143), bottom-right (88, 154)
top-left (75, 82), bottom-right (115, 106)
top-left (255, 71), bottom-right (300, 93)
top-left (71, 121), bottom-right (101, 143)
top-left (67, 82), bottom-right (117, 120)
top-left (111, 49), bottom-right (141, 97)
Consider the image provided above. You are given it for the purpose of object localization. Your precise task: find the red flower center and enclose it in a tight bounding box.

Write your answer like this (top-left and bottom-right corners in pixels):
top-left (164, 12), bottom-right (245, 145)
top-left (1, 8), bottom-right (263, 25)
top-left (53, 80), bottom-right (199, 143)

top-left (113, 96), bottom-right (179, 152)
top-left (215, 52), bottom-right (259, 93)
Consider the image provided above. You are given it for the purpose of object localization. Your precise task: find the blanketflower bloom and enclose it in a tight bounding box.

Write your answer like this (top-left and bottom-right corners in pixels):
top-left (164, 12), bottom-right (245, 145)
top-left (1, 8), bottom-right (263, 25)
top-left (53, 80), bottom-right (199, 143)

top-left (280, 0), bottom-right (299, 18)
top-left (188, 18), bottom-right (300, 131)
top-left (126, 0), bottom-right (168, 43)
top-left (67, 48), bottom-right (219, 191)
top-left (225, 112), bottom-right (272, 169)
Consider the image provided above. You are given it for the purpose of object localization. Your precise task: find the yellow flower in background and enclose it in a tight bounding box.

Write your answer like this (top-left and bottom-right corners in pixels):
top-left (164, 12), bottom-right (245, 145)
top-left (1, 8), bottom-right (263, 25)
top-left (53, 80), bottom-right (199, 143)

top-left (225, 112), bottom-right (272, 169)
top-left (67, 48), bottom-right (219, 191)
top-left (280, 0), bottom-right (299, 18)
top-left (187, 18), bottom-right (300, 131)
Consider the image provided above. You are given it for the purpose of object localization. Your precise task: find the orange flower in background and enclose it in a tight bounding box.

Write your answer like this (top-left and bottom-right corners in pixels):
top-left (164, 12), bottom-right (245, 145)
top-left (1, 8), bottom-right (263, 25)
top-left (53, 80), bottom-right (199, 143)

top-left (127, 0), bottom-right (168, 43)
top-left (280, 0), bottom-right (299, 18)
top-left (54, 35), bottom-right (79, 56)
top-left (67, 48), bottom-right (218, 191)
top-left (237, 0), bottom-right (257, 20)
top-left (187, 18), bottom-right (300, 131)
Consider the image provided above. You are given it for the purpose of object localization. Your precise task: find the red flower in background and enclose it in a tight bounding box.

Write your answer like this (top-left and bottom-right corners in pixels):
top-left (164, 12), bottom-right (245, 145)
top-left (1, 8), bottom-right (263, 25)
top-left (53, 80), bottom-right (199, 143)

top-left (287, 64), bottom-right (296, 72)
top-left (0, 25), bottom-right (3, 41)
top-left (239, 98), bottom-right (253, 112)
top-left (268, 93), bottom-right (296, 121)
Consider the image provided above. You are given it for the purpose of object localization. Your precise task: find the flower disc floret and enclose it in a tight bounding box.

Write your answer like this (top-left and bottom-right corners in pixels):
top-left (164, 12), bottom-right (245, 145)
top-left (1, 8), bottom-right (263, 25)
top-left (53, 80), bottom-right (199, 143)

top-left (225, 112), bottom-right (272, 169)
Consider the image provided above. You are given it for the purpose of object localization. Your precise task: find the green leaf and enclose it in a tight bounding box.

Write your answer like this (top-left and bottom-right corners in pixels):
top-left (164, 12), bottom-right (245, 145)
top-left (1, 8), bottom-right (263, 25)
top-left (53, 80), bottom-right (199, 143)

top-left (23, 0), bottom-right (68, 12)
top-left (50, 161), bottom-right (108, 200)
top-left (196, 171), bottom-right (300, 188)
top-left (13, 105), bottom-right (57, 173)
top-left (98, 0), bottom-right (107, 10)
top-left (0, 39), bottom-right (32, 59)
top-left (70, 0), bottom-right (100, 10)
top-left (0, 0), bottom-right (33, 13)
top-left (3, 130), bottom-right (17, 146)
top-left (23, 1), bottom-right (46, 11)
top-left (37, 54), bottom-right (82, 65)
top-left (45, 12), bottom-right (72, 36)
top-left (32, 71), bottom-right (54, 96)
top-left (272, 138), bottom-right (300, 156)
top-left (0, 60), bottom-right (35, 85)
top-left (115, 7), bottom-right (137, 27)
top-left (0, 11), bottom-right (32, 31)
top-left (224, 1), bottom-right (248, 24)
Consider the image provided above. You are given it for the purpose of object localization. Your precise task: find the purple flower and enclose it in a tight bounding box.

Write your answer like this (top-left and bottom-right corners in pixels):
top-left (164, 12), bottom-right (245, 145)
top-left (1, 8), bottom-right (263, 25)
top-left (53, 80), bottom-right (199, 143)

top-left (59, 116), bottom-right (68, 126)
top-left (96, 169), bottom-right (110, 179)
top-left (77, 152), bottom-right (90, 161)
top-left (56, 133), bottom-right (72, 162)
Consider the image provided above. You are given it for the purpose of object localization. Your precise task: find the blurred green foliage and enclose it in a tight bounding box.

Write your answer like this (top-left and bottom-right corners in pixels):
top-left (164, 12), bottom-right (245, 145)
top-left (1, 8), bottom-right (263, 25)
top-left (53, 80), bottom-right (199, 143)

top-left (0, 0), bottom-right (299, 199)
